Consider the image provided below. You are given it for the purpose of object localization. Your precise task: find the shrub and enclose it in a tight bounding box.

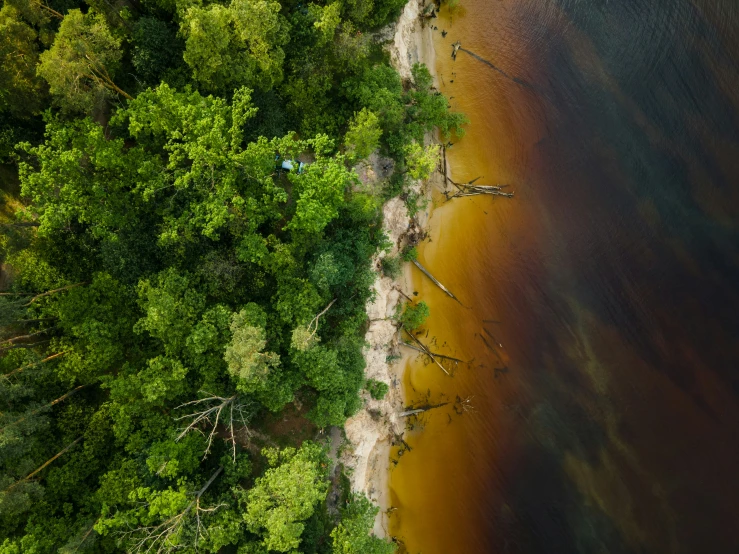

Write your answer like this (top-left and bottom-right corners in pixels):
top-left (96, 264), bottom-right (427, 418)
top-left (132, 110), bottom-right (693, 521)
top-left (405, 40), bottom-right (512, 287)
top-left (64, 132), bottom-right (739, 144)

top-left (380, 255), bottom-right (401, 279)
top-left (402, 246), bottom-right (418, 262)
top-left (398, 300), bottom-right (429, 331)
top-left (365, 379), bottom-right (389, 400)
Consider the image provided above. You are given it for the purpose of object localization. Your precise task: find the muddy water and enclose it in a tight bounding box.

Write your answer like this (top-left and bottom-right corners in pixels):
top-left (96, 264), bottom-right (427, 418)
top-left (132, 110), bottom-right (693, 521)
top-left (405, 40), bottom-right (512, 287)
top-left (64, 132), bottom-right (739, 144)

top-left (388, 1), bottom-right (739, 553)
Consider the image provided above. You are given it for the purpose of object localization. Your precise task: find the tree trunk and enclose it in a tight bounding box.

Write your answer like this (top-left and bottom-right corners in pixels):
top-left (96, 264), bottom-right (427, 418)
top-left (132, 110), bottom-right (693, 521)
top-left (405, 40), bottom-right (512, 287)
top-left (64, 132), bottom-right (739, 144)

top-left (1, 384), bottom-right (87, 431)
top-left (3, 351), bottom-right (67, 378)
top-left (23, 283), bottom-right (86, 306)
top-left (411, 259), bottom-right (460, 303)
top-left (399, 402), bottom-right (449, 417)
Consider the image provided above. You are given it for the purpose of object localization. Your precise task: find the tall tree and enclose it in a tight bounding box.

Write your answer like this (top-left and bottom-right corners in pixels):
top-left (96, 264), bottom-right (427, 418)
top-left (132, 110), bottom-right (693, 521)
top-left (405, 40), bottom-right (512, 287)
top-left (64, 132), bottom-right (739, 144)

top-left (243, 442), bottom-right (329, 552)
top-left (224, 303), bottom-right (280, 393)
top-left (0, 4), bottom-right (47, 118)
top-left (37, 9), bottom-right (130, 113)
top-left (344, 108), bottom-right (382, 161)
top-left (331, 494), bottom-right (395, 554)
top-left (19, 116), bottom-right (156, 239)
top-left (180, 0), bottom-right (290, 92)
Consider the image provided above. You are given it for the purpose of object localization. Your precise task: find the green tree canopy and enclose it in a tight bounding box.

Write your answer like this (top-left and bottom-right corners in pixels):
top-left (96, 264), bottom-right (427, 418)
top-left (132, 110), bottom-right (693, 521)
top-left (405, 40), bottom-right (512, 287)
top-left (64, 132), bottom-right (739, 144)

top-left (345, 108), bottom-right (382, 161)
top-left (181, 0), bottom-right (290, 92)
top-left (0, 4), bottom-right (46, 118)
top-left (244, 442), bottom-right (329, 552)
top-left (331, 494), bottom-right (395, 554)
top-left (37, 10), bottom-right (130, 113)
top-left (0, 0), bottom-right (461, 547)
top-left (225, 304), bottom-right (280, 392)
top-left (404, 142), bottom-right (439, 181)
top-left (398, 300), bottom-right (430, 331)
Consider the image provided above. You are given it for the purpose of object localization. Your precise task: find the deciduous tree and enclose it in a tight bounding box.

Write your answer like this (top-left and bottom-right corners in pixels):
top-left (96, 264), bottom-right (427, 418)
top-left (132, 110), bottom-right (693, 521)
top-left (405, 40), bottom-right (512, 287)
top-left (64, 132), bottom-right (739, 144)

top-left (37, 10), bottom-right (130, 113)
top-left (243, 442), bottom-right (328, 552)
top-left (0, 5), bottom-right (46, 118)
top-left (181, 0), bottom-right (290, 92)
top-left (345, 108), bottom-right (382, 161)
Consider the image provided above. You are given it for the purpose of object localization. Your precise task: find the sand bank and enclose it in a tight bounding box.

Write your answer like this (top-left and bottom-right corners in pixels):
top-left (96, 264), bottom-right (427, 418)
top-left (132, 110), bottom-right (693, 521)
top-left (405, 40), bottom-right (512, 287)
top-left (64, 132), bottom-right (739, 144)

top-left (341, 0), bottom-right (444, 538)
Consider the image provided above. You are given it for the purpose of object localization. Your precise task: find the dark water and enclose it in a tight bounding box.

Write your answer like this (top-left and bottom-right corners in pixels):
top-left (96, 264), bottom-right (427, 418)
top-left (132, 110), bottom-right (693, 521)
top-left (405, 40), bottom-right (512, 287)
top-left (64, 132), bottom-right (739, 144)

top-left (391, 1), bottom-right (739, 552)
top-left (484, 0), bottom-right (739, 552)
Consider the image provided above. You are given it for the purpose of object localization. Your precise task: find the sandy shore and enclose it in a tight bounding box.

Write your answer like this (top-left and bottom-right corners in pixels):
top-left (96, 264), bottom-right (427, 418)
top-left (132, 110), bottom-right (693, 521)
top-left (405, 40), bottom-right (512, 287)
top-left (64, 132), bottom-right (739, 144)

top-left (341, 0), bottom-right (442, 538)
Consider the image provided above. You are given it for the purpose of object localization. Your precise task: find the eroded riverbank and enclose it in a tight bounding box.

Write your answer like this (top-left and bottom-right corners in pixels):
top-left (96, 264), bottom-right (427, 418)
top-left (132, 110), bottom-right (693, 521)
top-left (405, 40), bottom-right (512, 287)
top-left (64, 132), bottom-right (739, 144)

top-left (342, 0), bottom-right (440, 537)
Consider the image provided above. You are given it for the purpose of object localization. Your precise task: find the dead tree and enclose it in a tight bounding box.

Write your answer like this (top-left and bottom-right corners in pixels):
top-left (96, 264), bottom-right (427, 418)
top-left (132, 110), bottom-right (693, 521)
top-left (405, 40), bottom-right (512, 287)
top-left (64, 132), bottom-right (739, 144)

top-left (410, 259), bottom-right (461, 302)
top-left (0, 385), bottom-right (87, 432)
top-left (32, 0), bottom-right (64, 19)
top-left (482, 327), bottom-right (504, 349)
top-left (399, 339), bottom-right (464, 367)
top-left (0, 283), bottom-right (86, 307)
top-left (399, 401), bottom-right (449, 418)
top-left (453, 395), bottom-right (475, 414)
top-left (291, 299), bottom-right (336, 351)
top-left (441, 144), bottom-right (449, 184)
top-left (393, 286), bottom-right (415, 303)
top-left (401, 396), bottom-right (474, 417)
top-left (3, 436), bottom-right (83, 493)
top-left (305, 299), bottom-right (336, 341)
top-left (401, 329), bottom-right (451, 376)
top-left (451, 41), bottom-right (462, 60)
top-left (123, 466), bottom-right (225, 554)
top-left (0, 328), bottom-right (54, 350)
top-left (444, 176), bottom-right (514, 200)
top-left (0, 222), bottom-right (41, 228)
top-left (175, 392), bottom-right (255, 461)
top-left (2, 351), bottom-right (67, 379)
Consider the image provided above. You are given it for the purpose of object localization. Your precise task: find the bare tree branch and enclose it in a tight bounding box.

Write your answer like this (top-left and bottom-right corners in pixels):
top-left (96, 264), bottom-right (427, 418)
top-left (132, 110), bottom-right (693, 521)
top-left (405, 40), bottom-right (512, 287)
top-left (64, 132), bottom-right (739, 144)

top-left (3, 436), bottom-right (83, 493)
top-left (19, 283), bottom-right (86, 307)
top-left (2, 351), bottom-right (67, 379)
top-left (122, 467), bottom-right (224, 554)
top-left (401, 328), bottom-right (451, 376)
top-left (175, 392), bottom-right (255, 461)
top-left (0, 385), bottom-right (87, 432)
top-left (306, 298), bottom-right (336, 341)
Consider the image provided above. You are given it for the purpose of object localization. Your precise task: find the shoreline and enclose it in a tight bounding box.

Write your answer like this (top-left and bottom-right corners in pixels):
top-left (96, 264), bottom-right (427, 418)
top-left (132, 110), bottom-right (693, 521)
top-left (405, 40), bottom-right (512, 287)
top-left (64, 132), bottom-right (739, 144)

top-left (342, 0), bottom-right (445, 538)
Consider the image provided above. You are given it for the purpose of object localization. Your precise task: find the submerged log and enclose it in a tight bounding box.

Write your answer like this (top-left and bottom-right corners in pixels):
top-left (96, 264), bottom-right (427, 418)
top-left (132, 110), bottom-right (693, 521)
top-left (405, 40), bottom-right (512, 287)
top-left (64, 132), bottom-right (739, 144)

top-left (483, 327), bottom-right (503, 349)
top-left (411, 259), bottom-right (461, 303)
top-left (402, 329), bottom-right (451, 376)
top-left (480, 333), bottom-right (506, 366)
top-left (394, 286), bottom-right (415, 303)
top-left (453, 395), bottom-right (475, 414)
top-left (399, 401), bottom-right (449, 418)
top-left (400, 340), bottom-right (464, 364)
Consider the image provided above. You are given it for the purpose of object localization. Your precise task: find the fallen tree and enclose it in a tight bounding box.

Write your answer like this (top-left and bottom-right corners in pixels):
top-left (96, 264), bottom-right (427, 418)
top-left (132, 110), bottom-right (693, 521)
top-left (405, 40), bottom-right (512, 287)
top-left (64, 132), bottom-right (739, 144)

top-left (444, 176), bottom-right (514, 200)
top-left (400, 328), bottom-right (452, 376)
top-left (399, 395), bottom-right (474, 417)
top-left (411, 259), bottom-right (461, 303)
top-left (399, 401), bottom-right (449, 418)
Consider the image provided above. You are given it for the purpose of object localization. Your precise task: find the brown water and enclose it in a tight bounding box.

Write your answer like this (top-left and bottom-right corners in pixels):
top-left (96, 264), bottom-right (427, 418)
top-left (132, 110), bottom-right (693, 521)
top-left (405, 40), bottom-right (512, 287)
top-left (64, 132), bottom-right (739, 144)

top-left (388, 1), bottom-right (739, 553)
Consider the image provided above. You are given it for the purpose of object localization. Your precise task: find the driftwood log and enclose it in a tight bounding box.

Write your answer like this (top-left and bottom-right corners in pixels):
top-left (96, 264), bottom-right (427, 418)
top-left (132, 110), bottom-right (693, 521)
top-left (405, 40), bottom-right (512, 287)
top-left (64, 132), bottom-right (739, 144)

top-left (411, 259), bottom-right (461, 303)
top-left (400, 401), bottom-right (449, 418)
top-left (400, 395), bottom-right (474, 417)
top-left (444, 176), bottom-right (514, 200)
top-left (400, 340), bottom-right (464, 364)
top-left (401, 328), bottom-right (451, 376)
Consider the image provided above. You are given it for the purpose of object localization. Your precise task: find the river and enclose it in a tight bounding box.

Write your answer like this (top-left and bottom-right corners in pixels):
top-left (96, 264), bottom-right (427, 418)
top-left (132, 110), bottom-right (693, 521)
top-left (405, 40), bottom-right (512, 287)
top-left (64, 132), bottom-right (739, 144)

top-left (388, 1), bottom-right (739, 552)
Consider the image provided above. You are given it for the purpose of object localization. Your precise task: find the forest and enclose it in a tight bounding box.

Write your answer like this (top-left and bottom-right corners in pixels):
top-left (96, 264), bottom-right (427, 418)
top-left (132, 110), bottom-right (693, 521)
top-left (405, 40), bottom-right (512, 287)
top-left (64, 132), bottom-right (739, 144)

top-left (0, 0), bottom-right (464, 551)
